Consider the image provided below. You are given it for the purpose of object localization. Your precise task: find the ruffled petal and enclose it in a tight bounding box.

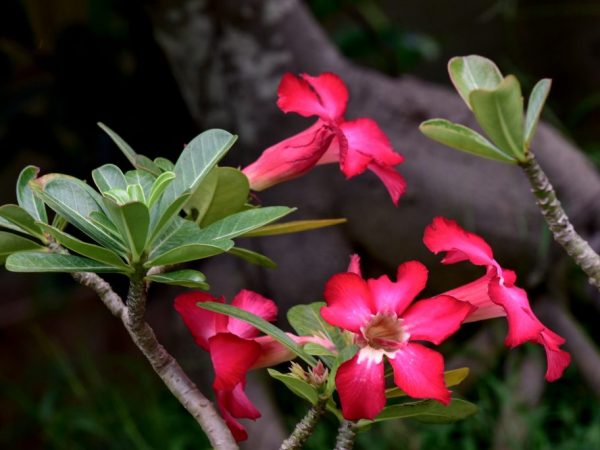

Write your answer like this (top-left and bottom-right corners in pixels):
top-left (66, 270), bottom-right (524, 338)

top-left (367, 261), bottom-right (428, 315)
top-left (228, 290), bottom-right (278, 339)
top-left (402, 295), bottom-right (474, 344)
top-left (277, 72), bottom-right (348, 120)
top-left (443, 271), bottom-right (506, 323)
top-left (216, 383), bottom-right (261, 442)
top-left (335, 351), bottom-right (386, 420)
top-left (389, 343), bottom-right (450, 404)
top-left (209, 333), bottom-right (261, 391)
top-left (242, 121), bottom-right (336, 191)
top-left (423, 217), bottom-right (497, 268)
top-left (174, 292), bottom-right (228, 350)
top-left (368, 163), bottom-right (407, 206)
top-left (538, 329), bottom-right (571, 381)
top-left (321, 272), bottom-right (374, 333)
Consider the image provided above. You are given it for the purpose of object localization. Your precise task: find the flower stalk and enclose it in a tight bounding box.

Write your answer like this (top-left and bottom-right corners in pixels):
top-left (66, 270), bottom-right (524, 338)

top-left (520, 153), bottom-right (600, 290)
top-left (333, 420), bottom-right (358, 450)
top-left (279, 398), bottom-right (328, 450)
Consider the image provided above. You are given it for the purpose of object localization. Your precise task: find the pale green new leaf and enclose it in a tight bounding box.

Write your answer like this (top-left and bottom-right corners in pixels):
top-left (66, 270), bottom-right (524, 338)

top-left (419, 119), bottom-right (516, 163)
top-left (0, 232), bottom-right (46, 264)
top-left (0, 204), bottom-right (47, 241)
top-left (103, 199), bottom-right (150, 262)
top-left (154, 157), bottom-right (174, 172)
top-left (148, 171), bottom-right (175, 208)
top-left (524, 78), bottom-right (552, 148)
top-left (470, 75), bottom-right (525, 160)
top-left (267, 369), bottom-right (319, 405)
top-left (146, 269), bottom-right (209, 289)
top-left (125, 170), bottom-right (155, 200)
top-left (6, 251), bottom-right (125, 273)
top-left (227, 247), bottom-right (277, 269)
top-left (242, 218), bottom-right (347, 237)
top-left (127, 184), bottom-right (146, 204)
top-left (198, 302), bottom-right (318, 366)
top-left (91, 164), bottom-right (127, 194)
top-left (17, 166), bottom-right (47, 223)
top-left (386, 368), bottom-right (470, 399)
top-left (448, 55), bottom-right (503, 109)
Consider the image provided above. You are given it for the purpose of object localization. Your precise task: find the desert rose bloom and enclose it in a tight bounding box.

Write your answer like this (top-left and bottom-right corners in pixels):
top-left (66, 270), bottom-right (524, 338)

top-left (175, 290), bottom-right (289, 441)
top-left (320, 256), bottom-right (474, 420)
top-left (242, 72), bottom-right (407, 204)
top-left (424, 217), bottom-right (571, 381)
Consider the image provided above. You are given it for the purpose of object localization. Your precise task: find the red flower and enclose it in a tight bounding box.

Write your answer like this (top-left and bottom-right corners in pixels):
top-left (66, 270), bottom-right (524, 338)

top-left (242, 73), bottom-right (407, 204)
top-left (424, 217), bottom-right (571, 381)
top-left (320, 256), bottom-right (474, 420)
top-left (175, 290), bottom-right (287, 441)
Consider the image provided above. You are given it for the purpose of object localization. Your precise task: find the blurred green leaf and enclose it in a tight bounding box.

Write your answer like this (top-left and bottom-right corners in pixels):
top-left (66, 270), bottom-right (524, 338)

top-left (227, 247), bottom-right (277, 268)
top-left (154, 157), bottom-right (175, 172)
top-left (419, 119), bottom-right (515, 163)
top-left (268, 369), bottom-right (319, 405)
top-left (448, 55), bottom-right (503, 109)
top-left (0, 232), bottom-right (46, 264)
top-left (524, 78), bottom-right (552, 147)
top-left (242, 218), bottom-right (347, 237)
top-left (17, 166), bottom-right (47, 223)
top-left (146, 269), bottom-right (209, 289)
top-left (6, 252), bottom-right (125, 273)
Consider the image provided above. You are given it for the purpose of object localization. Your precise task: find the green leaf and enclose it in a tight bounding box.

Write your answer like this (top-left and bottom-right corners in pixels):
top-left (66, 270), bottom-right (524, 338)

top-left (470, 75), bottom-right (525, 160)
top-left (127, 184), bottom-right (146, 204)
top-left (227, 247), bottom-right (277, 269)
top-left (154, 157), bottom-right (174, 172)
top-left (524, 78), bottom-right (552, 148)
top-left (303, 343), bottom-right (336, 357)
top-left (146, 269), bottom-right (209, 289)
top-left (386, 367), bottom-right (470, 399)
top-left (125, 170), bottom-right (155, 200)
top-left (242, 218), bottom-right (347, 237)
top-left (102, 199), bottom-right (150, 262)
top-left (38, 223), bottom-right (130, 271)
top-left (198, 302), bottom-right (318, 366)
top-left (148, 193), bottom-right (191, 243)
top-left (144, 232), bottom-right (233, 267)
top-left (30, 174), bottom-right (127, 254)
top-left (419, 119), bottom-right (516, 163)
top-left (0, 232), bottom-right (46, 264)
top-left (17, 166), bottom-right (47, 223)
top-left (267, 369), bottom-right (319, 405)
top-left (0, 216), bottom-right (27, 234)
top-left (6, 252), bottom-right (126, 273)
top-left (288, 302), bottom-right (345, 349)
top-left (91, 164), bottom-right (127, 194)
top-left (97, 123), bottom-right (161, 176)
top-left (183, 167), bottom-right (218, 222)
top-left (197, 206), bottom-right (295, 241)
top-left (148, 171), bottom-right (176, 208)
top-left (0, 205), bottom-right (47, 241)
top-left (448, 55), bottom-right (503, 109)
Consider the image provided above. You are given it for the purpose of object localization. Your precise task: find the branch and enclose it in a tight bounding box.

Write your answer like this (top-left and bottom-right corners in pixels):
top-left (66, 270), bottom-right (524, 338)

top-left (72, 271), bottom-right (239, 449)
top-left (279, 398), bottom-right (327, 450)
top-left (333, 420), bottom-right (358, 450)
top-left (520, 153), bottom-right (600, 290)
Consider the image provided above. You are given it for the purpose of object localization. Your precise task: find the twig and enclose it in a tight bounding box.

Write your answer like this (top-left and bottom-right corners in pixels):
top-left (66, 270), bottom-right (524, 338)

top-left (72, 271), bottom-right (238, 449)
top-left (279, 398), bottom-right (327, 450)
top-left (333, 420), bottom-right (358, 450)
top-left (520, 153), bottom-right (600, 290)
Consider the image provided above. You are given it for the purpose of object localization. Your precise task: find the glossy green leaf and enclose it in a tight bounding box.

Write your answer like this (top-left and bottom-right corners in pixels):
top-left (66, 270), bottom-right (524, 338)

top-left (17, 166), bottom-right (47, 223)
top-left (448, 55), bottom-right (503, 109)
top-left (524, 78), bottom-right (552, 148)
top-left (146, 269), bottom-right (209, 289)
top-left (30, 174), bottom-right (127, 253)
top-left (227, 247), bottom-right (277, 269)
top-left (102, 199), bottom-right (149, 262)
top-left (0, 232), bottom-right (46, 264)
top-left (470, 75), bottom-right (525, 160)
top-left (91, 164), bottom-right (127, 194)
top-left (419, 119), bottom-right (515, 163)
top-left (148, 171), bottom-right (176, 208)
top-left (195, 167), bottom-right (250, 226)
top-left (38, 223), bottom-right (130, 271)
top-left (386, 368), bottom-right (470, 399)
top-left (267, 369), bottom-right (319, 405)
top-left (242, 218), bottom-right (347, 237)
top-left (6, 251), bottom-right (125, 273)
top-left (198, 302), bottom-right (317, 366)
top-left (154, 157), bottom-right (174, 172)
top-left (0, 204), bottom-right (46, 241)
top-left (288, 302), bottom-right (345, 349)
top-left (197, 206), bottom-right (294, 241)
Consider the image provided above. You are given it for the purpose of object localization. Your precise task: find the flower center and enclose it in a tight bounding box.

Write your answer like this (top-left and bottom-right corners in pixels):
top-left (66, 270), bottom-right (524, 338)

top-left (360, 313), bottom-right (408, 351)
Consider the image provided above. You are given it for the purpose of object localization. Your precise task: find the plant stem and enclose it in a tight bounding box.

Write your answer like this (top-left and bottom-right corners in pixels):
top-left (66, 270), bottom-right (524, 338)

top-left (279, 398), bottom-right (327, 450)
top-left (520, 153), bottom-right (600, 291)
top-left (72, 271), bottom-right (238, 450)
top-left (333, 420), bottom-right (358, 450)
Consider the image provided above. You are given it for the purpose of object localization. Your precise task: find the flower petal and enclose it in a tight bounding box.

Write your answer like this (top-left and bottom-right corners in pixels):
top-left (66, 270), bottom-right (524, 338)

top-left (538, 329), bottom-right (571, 381)
top-left (389, 343), bottom-right (450, 404)
top-left (367, 261), bottom-right (428, 315)
top-left (423, 217), bottom-right (497, 267)
top-left (209, 333), bottom-right (261, 391)
top-left (243, 121), bottom-right (336, 191)
top-left (251, 334), bottom-right (297, 369)
top-left (216, 383), bottom-right (261, 442)
top-left (321, 272), bottom-right (374, 333)
top-left (368, 163), bottom-right (407, 206)
top-left (277, 72), bottom-right (348, 120)
top-left (443, 271), bottom-right (506, 323)
top-left (347, 253), bottom-right (362, 276)
top-left (335, 351), bottom-right (386, 420)
top-left (402, 295), bottom-right (474, 344)
top-left (228, 289), bottom-right (278, 339)
top-left (174, 291), bottom-right (228, 350)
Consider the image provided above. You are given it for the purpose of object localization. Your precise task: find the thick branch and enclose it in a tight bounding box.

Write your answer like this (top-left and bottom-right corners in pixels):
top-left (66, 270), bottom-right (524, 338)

top-left (73, 272), bottom-right (238, 449)
top-left (521, 153), bottom-right (600, 290)
top-left (333, 420), bottom-right (358, 450)
top-left (279, 399), bottom-right (327, 450)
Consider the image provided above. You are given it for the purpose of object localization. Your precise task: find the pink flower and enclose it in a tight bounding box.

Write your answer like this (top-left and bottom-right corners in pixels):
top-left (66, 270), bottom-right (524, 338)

top-left (320, 256), bottom-right (474, 420)
top-left (242, 73), bottom-right (407, 205)
top-left (174, 290), bottom-right (290, 441)
top-left (424, 217), bottom-right (571, 381)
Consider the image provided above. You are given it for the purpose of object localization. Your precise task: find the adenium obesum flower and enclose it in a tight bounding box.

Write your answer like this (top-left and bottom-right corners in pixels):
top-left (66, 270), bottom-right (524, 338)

top-left (175, 290), bottom-right (294, 441)
top-left (242, 72), bottom-right (407, 205)
top-left (321, 256), bottom-right (475, 420)
top-left (424, 217), bottom-right (571, 381)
